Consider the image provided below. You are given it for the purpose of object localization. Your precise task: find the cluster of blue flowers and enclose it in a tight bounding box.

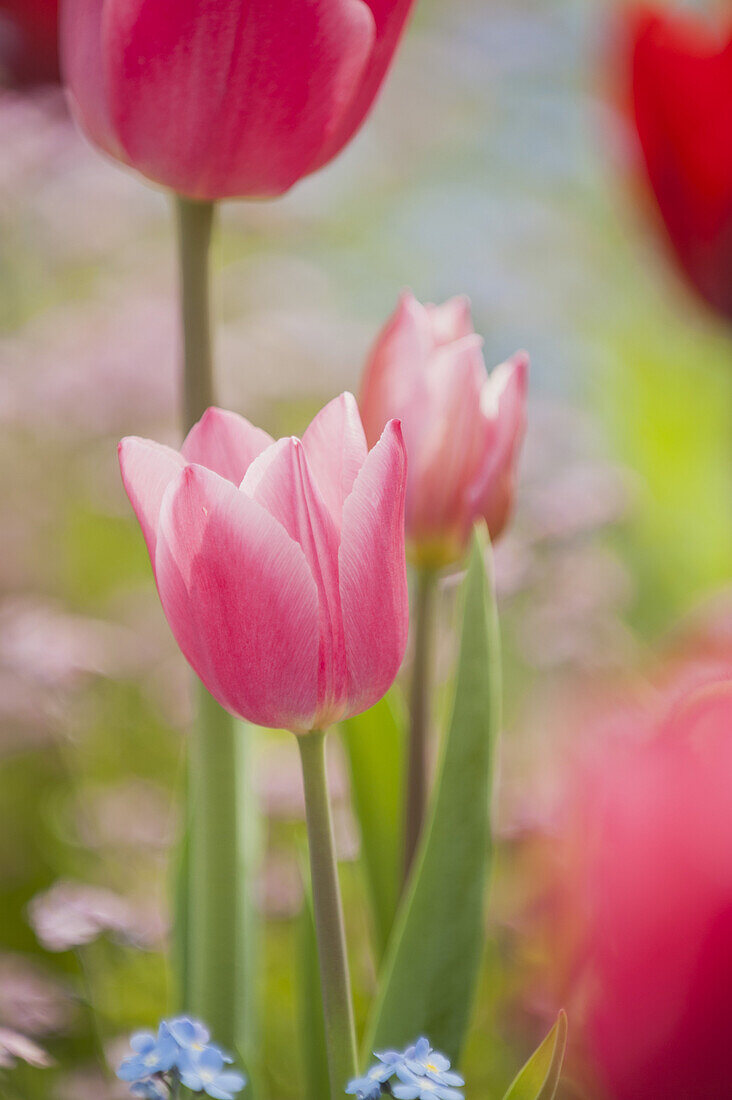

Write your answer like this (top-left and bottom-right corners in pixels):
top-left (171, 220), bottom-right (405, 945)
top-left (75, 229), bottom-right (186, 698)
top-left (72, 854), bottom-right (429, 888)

top-left (346, 1037), bottom-right (465, 1100)
top-left (116, 1016), bottom-right (246, 1100)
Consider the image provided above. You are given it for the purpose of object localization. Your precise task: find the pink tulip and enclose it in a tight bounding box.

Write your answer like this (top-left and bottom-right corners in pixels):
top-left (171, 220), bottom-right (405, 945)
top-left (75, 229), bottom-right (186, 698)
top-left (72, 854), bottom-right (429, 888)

top-left (118, 394), bottom-right (408, 733)
top-left (359, 291), bottom-right (528, 568)
top-left (60, 0), bottom-right (416, 200)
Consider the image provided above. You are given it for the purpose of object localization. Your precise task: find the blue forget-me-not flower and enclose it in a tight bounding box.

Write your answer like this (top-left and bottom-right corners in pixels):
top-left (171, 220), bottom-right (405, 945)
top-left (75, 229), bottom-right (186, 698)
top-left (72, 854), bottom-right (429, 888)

top-left (117, 1024), bottom-right (178, 1082)
top-left (116, 1016), bottom-right (246, 1099)
top-left (346, 1038), bottom-right (464, 1100)
top-left (179, 1045), bottom-right (246, 1099)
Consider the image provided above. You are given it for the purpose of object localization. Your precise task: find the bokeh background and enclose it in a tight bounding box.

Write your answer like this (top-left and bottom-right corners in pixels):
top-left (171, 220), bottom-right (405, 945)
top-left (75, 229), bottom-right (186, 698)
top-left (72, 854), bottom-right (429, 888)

top-left (1, 0), bottom-right (731, 1097)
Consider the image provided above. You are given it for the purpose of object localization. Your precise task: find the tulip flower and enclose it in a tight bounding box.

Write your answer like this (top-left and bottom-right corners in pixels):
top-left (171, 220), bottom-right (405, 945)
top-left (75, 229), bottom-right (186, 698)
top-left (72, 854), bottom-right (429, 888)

top-left (0, 0), bottom-right (59, 86)
top-left (625, 6), bottom-right (732, 321)
top-left (543, 677), bottom-right (732, 1099)
top-left (360, 292), bottom-right (528, 571)
top-left (118, 393), bottom-right (408, 734)
top-left (360, 291), bottom-right (527, 880)
top-left (61, 0), bottom-right (417, 200)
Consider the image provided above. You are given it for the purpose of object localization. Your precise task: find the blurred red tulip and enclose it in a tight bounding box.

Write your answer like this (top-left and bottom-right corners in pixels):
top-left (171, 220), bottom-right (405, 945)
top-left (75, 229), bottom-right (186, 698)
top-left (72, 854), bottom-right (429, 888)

top-left (0, 0), bottom-right (58, 86)
top-left (546, 675), bottom-right (732, 1099)
top-left (626, 6), bottom-right (732, 320)
top-left (60, 0), bottom-right (416, 200)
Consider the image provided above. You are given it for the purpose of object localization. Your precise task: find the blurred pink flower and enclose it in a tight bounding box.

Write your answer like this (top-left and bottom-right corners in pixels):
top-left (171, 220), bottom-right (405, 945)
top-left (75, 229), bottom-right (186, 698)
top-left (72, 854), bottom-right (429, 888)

top-left (359, 291), bottom-right (527, 568)
top-left (0, 954), bottom-right (74, 1035)
top-left (119, 394), bottom-right (408, 732)
top-left (540, 676), bottom-right (732, 1099)
top-left (0, 1026), bottom-right (53, 1068)
top-left (28, 881), bottom-right (161, 952)
top-left (0, 296), bottom-right (177, 437)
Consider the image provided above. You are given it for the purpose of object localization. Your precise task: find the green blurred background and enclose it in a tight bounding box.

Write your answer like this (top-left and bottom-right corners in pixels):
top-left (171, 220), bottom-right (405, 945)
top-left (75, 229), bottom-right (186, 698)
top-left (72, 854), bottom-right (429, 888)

top-left (1, 0), bottom-right (730, 1097)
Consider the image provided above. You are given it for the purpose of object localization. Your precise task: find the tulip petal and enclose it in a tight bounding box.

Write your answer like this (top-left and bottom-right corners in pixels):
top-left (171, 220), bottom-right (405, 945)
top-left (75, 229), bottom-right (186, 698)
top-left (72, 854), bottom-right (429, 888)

top-left (406, 334), bottom-right (489, 542)
top-left (101, 0), bottom-right (376, 199)
top-left (118, 436), bottom-right (186, 565)
top-left (312, 0), bottom-right (418, 170)
top-left (155, 465), bottom-right (319, 731)
top-left (469, 352), bottom-right (528, 540)
top-left (242, 438), bottom-right (347, 723)
top-left (339, 419), bottom-right (408, 717)
top-left (61, 0), bottom-right (124, 160)
top-left (425, 295), bottom-right (474, 345)
top-left (181, 406), bottom-right (273, 485)
top-left (359, 291), bottom-right (434, 448)
top-left (301, 392), bottom-right (368, 527)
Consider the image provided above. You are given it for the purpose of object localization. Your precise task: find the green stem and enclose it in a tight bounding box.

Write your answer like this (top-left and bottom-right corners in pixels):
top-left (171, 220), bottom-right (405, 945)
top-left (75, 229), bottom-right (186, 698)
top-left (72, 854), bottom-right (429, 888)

top-left (174, 196), bottom-right (215, 432)
top-left (188, 687), bottom-right (245, 1052)
top-left (173, 194), bottom-right (259, 1082)
top-left (297, 732), bottom-right (358, 1096)
top-left (403, 567), bottom-right (438, 885)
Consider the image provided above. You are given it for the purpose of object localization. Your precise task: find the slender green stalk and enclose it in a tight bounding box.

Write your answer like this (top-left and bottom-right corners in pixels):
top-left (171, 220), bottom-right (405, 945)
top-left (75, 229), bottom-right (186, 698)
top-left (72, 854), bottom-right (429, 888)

top-left (188, 688), bottom-right (249, 1052)
top-left (174, 196), bottom-right (215, 433)
top-left (297, 732), bottom-right (358, 1097)
top-left (403, 567), bottom-right (438, 885)
top-left (173, 195), bottom-right (259, 1081)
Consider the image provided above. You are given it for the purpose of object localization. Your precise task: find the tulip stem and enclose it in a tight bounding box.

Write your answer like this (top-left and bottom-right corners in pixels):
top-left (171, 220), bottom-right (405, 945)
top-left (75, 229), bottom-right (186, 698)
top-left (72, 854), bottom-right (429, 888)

top-left (297, 731), bottom-right (358, 1096)
top-left (174, 195), bottom-right (216, 433)
top-left (403, 566), bottom-right (438, 885)
top-left (173, 193), bottom-right (259, 1088)
top-left (188, 688), bottom-right (246, 1052)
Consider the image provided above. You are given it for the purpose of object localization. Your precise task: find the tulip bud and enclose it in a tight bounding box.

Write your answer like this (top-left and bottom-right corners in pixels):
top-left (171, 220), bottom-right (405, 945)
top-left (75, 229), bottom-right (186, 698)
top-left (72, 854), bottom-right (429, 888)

top-left (359, 291), bottom-right (528, 569)
top-left (61, 0), bottom-right (416, 200)
top-left (0, 0), bottom-right (58, 87)
top-left (118, 394), bottom-right (408, 733)
top-left (624, 6), bottom-right (732, 321)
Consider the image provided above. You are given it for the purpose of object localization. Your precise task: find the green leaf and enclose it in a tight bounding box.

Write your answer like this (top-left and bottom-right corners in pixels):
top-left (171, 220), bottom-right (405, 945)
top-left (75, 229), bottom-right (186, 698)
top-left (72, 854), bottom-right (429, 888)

top-left (501, 1011), bottom-right (568, 1100)
top-left (365, 528), bottom-right (500, 1063)
top-left (340, 692), bottom-right (405, 959)
top-left (296, 857), bottom-right (331, 1100)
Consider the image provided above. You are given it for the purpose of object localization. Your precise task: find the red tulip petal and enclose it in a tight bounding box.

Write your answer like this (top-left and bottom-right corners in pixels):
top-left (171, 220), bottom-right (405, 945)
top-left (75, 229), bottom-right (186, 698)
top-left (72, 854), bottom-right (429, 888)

top-left (101, 0), bottom-right (376, 198)
top-left (312, 0), bottom-right (418, 170)
top-left (61, 0), bottom-right (124, 159)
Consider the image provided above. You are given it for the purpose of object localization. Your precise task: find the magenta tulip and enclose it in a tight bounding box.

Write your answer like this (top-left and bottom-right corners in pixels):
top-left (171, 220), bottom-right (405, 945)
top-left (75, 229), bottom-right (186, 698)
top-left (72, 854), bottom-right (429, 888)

top-left (60, 0), bottom-right (416, 200)
top-left (359, 291), bottom-right (528, 568)
top-left (118, 393), bottom-right (408, 733)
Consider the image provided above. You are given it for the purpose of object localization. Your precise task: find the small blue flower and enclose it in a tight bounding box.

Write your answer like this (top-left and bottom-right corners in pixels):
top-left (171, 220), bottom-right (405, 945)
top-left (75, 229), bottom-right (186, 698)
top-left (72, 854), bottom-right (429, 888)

top-left (392, 1068), bottom-right (464, 1100)
top-left (345, 1059), bottom-right (394, 1099)
top-left (179, 1045), bottom-right (246, 1099)
top-left (167, 1015), bottom-right (210, 1051)
top-left (403, 1037), bottom-right (464, 1087)
top-left (167, 1014), bottom-right (233, 1070)
top-left (372, 1045), bottom-right (413, 1078)
top-left (130, 1080), bottom-right (168, 1100)
top-left (117, 1025), bottom-right (178, 1082)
